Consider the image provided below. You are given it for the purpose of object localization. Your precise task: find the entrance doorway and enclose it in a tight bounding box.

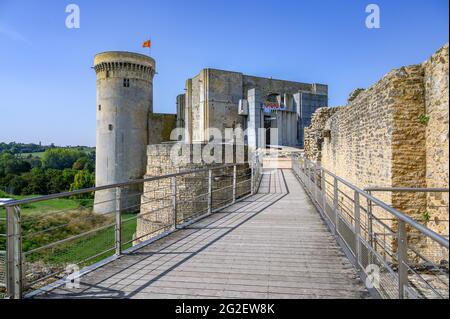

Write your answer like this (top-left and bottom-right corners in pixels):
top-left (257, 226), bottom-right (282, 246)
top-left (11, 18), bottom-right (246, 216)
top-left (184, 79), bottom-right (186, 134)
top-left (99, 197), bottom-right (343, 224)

top-left (264, 115), bottom-right (276, 148)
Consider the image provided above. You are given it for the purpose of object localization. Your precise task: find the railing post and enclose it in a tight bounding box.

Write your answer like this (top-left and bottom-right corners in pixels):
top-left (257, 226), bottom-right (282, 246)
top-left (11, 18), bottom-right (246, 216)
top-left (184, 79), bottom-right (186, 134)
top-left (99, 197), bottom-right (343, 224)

top-left (115, 187), bottom-right (122, 256)
top-left (305, 162), bottom-right (308, 184)
top-left (305, 162), bottom-right (310, 193)
top-left (354, 191), bottom-right (361, 268)
top-left (250, 165), bottom-right (255, 195)
top-left (171, 176), bottom-right (177, 229)
top-left (314, 165), bottom-right (319, 204)
top-left (367, 191), bottom-right (374, 249)
top-left (333, 177), bottom-right (339, 234)
top-left (397, 219), bottom-right (408, 299)
top-left (232, 165), bottom-right (237, 203)
top-left (208, 169), bottom-right (213, 214)
top-left (321, 170), bottom-right (327, 214)
top-left (6, 205), bottom-right (22, 299)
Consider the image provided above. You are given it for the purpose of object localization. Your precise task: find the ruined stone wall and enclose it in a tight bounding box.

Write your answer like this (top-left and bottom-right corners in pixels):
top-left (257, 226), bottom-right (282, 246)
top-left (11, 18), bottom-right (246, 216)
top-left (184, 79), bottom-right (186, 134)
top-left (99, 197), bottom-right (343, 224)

top-left (320, 67), bottom-right (423, 244)
top-left (136, 143), bottom-right (250, 243)
top-left (304, 44), bottom-right (449, 262)
top-left (148, 113), bottom-right (177, 145)
top-left (310, 65), bottom-right (428, 224)
top-left (423, 44), bottom-right (449, 242)
top-left (304, 107), bottom-right (341, 162)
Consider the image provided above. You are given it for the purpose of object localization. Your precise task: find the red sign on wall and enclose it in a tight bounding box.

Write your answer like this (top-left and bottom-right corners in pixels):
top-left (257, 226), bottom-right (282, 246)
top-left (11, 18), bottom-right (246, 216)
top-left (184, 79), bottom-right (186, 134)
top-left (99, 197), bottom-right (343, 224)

top-left (262, 102), bottom-right (286, 112)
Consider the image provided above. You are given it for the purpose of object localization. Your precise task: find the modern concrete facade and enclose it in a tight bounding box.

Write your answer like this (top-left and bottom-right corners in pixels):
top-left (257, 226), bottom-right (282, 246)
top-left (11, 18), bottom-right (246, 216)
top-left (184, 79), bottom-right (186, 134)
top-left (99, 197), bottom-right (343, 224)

top-left (93, 51), bottom-right (156, 213)
top-left (179, 68), bottom-right (328, 148)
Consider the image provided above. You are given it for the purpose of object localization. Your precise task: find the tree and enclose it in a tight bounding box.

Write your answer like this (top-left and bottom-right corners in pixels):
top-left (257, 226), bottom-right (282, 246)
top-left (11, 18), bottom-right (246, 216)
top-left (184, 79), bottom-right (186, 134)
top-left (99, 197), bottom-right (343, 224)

top-left (45, 169), bottom-right (66, 194)
top-left (8, 175), bottom-right (27, 195)
top-left (70, 170), bottom-right (94, 198)
top-left (0, 153), bottom-right (31, 177)
top-left (72, 156), bottom-right (95, 172)
top-left (21, 168), bottom-right (49, 195)
top-left (41, 149), bottom-right (84, 170)
top-left (29, 157), bottom-right (42, 169)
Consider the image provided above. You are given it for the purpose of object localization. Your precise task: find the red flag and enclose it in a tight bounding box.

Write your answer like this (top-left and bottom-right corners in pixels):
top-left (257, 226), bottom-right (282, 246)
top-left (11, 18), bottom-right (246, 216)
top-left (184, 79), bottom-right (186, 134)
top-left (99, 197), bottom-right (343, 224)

top-left (142, 40), bottom-right (151, 48)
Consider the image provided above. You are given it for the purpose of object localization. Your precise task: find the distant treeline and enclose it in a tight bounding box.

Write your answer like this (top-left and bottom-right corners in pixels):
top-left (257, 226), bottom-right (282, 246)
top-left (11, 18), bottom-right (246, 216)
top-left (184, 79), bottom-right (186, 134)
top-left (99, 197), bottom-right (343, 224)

top-left (0, 142), bottom-right (94, 155)
top-left (0, 142), bottom-right (47, 154)
top-left (0, 144), bottom-right (96, 197)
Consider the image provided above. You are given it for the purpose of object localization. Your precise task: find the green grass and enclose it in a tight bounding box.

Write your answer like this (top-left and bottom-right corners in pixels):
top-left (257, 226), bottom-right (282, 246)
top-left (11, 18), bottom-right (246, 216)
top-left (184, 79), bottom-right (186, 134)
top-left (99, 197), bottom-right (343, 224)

top-left (0, 193), bottom-right (82, 218)
top-left (17, 147), bottom-right (95, 159)
top-left (0, 192), bottom-right (138, 270)
top-left (29, 213), bottom-right (137, 266)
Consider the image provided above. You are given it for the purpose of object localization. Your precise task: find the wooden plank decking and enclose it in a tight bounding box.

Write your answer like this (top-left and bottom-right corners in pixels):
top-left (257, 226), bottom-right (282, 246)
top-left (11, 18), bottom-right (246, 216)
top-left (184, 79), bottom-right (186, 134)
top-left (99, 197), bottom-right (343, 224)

top-left (34, 169), bottom-right (370, 299)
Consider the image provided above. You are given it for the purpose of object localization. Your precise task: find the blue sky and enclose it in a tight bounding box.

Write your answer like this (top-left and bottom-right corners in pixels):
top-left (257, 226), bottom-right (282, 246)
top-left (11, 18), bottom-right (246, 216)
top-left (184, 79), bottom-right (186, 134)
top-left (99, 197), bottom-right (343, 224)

top-left (0, 0), bottom-right (448, 146)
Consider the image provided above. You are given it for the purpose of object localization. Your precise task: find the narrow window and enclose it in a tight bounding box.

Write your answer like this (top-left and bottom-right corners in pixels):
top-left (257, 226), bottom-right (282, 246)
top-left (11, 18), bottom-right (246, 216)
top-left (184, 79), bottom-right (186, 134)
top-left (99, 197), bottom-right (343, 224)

top-left (108, 124), bottom-right (113, 131)
top-left (123, 78), bottom-right (130, 87)
top-left (98, 105), bottom-right (101, 111)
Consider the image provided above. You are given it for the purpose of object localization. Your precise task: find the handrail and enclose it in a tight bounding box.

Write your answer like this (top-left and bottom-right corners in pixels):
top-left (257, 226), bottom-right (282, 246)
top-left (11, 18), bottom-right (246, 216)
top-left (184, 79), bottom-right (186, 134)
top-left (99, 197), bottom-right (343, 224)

top-left (2, 162), bottom-right (246, 207)
top-left (298, 157), bottom-right (449, 249)
top-left (292, 155), bottom-right (449, 299)
top-left (364, 187), bottom-right (449, 193)
top-left (2, 159), bottom-right (261, 299)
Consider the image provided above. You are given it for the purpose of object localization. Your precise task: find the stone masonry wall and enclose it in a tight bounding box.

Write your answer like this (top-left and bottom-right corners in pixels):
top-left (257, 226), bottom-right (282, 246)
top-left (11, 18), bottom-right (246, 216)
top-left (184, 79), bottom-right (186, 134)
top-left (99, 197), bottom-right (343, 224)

top-left (323, 67), bottom-right (427, 254)
top-left (304, 44), bottom-right (449, 262)
top-left (303, 107), bottom-right (342, 162)
top-left (136, 143), bottom-right (250, 243)
top-left (423, 44), bottom-right (449, 256)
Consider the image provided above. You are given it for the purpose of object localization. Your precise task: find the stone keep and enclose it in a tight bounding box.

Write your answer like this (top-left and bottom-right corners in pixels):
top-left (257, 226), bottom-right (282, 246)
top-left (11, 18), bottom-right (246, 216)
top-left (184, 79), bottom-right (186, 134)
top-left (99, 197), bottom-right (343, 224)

top-left (93, 52), bottom-right (156, 213)
top-left (181, 68), bottom-right (328, 147)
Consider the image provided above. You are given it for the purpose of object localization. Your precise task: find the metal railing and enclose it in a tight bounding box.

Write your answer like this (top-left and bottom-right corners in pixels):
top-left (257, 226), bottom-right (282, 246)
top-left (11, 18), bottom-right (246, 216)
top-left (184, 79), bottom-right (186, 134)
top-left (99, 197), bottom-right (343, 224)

top-left (0, 158), bottom-right (262, 299)
top-left (292, 155), bottom-right (449, 299)
top-left (363, 188), bottom-right (449, 239)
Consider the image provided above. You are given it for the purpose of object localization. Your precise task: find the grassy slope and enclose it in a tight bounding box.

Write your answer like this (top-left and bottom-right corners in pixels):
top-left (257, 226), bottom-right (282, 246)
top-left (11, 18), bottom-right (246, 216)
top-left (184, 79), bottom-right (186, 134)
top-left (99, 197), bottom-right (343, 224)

top-left (1, 192), bottom-right (138, 268)
top-left (36, 213), bottom-right (137, 266)
top-left (0, 193), bottom-right (80, 218)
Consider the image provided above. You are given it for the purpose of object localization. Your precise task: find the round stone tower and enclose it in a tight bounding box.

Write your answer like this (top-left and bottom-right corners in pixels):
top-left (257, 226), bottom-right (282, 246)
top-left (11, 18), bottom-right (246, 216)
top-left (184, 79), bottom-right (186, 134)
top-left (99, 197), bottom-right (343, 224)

top-left (93, 51), bottom-right (156, 214)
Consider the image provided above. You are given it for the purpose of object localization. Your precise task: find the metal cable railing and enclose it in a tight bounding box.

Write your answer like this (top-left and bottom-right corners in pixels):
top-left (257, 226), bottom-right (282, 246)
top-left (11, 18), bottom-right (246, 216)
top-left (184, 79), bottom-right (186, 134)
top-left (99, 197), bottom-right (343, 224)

top-left (291, 155), bottom-right (449, 299)
top-left (1, 157), bottom-right (263, 299)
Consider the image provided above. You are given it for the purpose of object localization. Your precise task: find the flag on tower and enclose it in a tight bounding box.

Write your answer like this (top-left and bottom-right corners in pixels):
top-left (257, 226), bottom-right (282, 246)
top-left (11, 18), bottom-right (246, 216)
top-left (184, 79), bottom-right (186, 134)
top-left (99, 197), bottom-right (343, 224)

top-left (142, 40), bottom-right (151, 48)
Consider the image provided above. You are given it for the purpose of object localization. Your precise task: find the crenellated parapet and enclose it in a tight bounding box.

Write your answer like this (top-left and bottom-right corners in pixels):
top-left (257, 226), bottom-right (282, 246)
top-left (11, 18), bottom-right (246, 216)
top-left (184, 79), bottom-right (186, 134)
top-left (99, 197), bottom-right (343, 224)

top-left (93, 51), bottom-right (155, 81)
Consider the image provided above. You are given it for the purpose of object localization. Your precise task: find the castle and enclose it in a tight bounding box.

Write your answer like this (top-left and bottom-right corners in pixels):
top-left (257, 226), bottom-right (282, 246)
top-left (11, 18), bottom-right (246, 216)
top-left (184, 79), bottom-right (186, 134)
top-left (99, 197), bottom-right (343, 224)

top-left (91, 45), bottom-right (448, 261)
top-left (93, 51), bottom-right (328, 213)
